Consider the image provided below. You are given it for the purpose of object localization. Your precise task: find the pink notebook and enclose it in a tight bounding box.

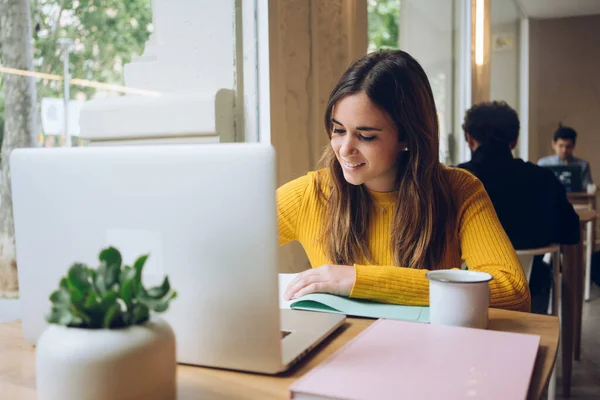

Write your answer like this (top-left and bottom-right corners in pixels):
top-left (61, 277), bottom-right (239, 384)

top-left (290, 319), bottom-right (540, 400)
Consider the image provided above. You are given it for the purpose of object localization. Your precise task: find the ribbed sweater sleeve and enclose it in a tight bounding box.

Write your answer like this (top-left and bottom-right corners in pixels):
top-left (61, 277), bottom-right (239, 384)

top-left (276, 174), bottom-right (311, 246)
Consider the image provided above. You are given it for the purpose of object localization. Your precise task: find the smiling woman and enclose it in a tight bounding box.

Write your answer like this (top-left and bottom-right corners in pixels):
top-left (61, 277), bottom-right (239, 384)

top-left (277, 49), bottom-right (530, 312)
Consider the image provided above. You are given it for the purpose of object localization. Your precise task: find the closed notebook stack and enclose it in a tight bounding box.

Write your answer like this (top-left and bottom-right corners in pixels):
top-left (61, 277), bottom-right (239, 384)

top-left (289, 319), bottom-right (540, 400)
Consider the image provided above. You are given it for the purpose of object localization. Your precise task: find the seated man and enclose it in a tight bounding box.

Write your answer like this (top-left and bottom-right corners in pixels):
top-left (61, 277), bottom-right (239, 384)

top-left (458, 101), bottom-right (580, 313)
top-left (538, 124), bottom-right (593, 188)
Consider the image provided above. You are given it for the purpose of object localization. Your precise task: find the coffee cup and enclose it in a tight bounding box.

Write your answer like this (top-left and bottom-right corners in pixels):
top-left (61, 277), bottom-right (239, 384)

top-left (426, 270), bottom-right (493, 329)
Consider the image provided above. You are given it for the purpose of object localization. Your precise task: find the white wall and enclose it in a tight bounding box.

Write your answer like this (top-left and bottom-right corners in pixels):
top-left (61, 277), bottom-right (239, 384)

top-left (490, 21), bottom-right (520, 110)
top-left (490, 0), bottom-right (525, 158)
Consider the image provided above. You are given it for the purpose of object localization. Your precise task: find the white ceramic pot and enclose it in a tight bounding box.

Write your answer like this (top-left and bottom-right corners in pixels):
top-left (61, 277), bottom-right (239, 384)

top-left (426, 270), bottom-right (493, 330)
top-left (36, 317), bottom-right (176, 400)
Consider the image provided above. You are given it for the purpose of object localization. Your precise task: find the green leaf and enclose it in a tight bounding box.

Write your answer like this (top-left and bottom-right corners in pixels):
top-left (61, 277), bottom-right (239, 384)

top-left (46, 307), bottom-right (84, 327)
top-left (94, 264), bottom-right (108, 293)
top-left (67, 264), bottom-right (92, 292)
top-left (100, 290), bottom-right (118, 308)
top-left (119, 265), bottom-right (137, 305)
top-left (49, 289), bottom-right (70, 306)
top-left (81, 290), bottom-right (117, 328)
top-left (94, 264), bottom-right (121, 293)
top-left (46, 307), bottom-right (64, 324)
top-left (67, 264), bottom-right (92, 305)
top-left (60, 311), bottom-right (81, 326)
top-left (68, 315), bottom-right (84, 326)
top-left (83, 291), bottom-right (99, 309)
top-left (146, 277), bottom-right (170, 299)
top-left (104, 262), bottom-right (120, 290)
top-left (120, 277), bottom-right (135, 306)
top-left (133, 255), bottom-right (148, 294)
top-left (70, 286), bottom-right (85, 305)
top-left (98, 247), bottom-right (122, 269)
top-left (99, 247), bottom-right (122, 290)
top-left (151, 300), bottom-right (169, 313)
top-left (131, 304), bottom-right (149, 325)
top-left (133, 255), bottom-right (148, 277)
top-left (59, 277), bottom-right (69, 290)
top-left (84, 290), bottom-right (117, 312)
top-left (70, 306), bottom-right (92, 327)
top-left (103, 303), bottom-right (119, 328)
top-left (138, 291), bottom-right (177, 313)
top-left (119, 265), bottom-right (135, 286)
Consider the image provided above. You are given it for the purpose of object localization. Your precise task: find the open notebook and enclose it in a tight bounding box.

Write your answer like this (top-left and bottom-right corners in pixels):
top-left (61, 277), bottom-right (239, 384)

top-left (290, 319), bottom-right (541, 400)
top-left (279, 273), bottom-right (429, 323)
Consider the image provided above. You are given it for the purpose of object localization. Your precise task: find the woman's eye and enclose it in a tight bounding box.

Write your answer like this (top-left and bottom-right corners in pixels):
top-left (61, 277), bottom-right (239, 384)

top-left (359, 135), bottom-right (376, 142)
top-left (333, 128), bottom-right (346, 135)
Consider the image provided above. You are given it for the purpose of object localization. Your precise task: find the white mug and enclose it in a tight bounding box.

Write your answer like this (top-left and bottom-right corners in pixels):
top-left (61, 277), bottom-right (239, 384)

top-left (587, 183), bottom-right (597, 195)
top-left (426, 270), bottom-right (493, 330)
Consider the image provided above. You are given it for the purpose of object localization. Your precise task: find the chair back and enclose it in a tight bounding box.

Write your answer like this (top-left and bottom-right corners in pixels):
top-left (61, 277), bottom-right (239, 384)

top-left (515, 245), bottom-right (561, 283)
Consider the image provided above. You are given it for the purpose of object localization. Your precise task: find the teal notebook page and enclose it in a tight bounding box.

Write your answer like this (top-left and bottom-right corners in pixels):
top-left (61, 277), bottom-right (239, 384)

top-left (278, 273), bottom-right (429, 323)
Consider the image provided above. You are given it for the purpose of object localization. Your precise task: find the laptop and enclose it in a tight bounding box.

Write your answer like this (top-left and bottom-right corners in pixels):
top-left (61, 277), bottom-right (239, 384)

top-left (10, 143), bottom-right (345, 374)
top-left (544, 164), bottom-right (583, 192)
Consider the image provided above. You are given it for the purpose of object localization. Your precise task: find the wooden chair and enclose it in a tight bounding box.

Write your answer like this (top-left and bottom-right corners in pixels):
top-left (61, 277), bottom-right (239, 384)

top-left (516, 244), bottom-right (561, 400)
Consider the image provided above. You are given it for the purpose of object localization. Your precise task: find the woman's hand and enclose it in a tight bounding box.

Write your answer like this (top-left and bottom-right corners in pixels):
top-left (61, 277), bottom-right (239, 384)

top-left (283, 264), bottom-right (356, 300)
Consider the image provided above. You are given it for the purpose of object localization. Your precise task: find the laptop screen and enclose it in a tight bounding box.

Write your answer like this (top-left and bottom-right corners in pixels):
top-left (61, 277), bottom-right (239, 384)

top-left (544, 165), bottom-right (583, 192)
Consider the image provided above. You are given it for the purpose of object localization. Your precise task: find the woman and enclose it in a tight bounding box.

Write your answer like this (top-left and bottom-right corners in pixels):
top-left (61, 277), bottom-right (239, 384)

top-left (279, 50), bottom-right (530, 312)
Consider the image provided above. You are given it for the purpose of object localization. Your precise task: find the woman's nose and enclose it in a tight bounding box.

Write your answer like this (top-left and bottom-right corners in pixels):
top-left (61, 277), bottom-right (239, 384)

top-left (339, 135), bottom-right (358, 156)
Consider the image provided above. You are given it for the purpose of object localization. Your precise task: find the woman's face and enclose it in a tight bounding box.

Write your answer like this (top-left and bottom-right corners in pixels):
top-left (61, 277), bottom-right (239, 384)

top-left (330, 91), bottom-right (405, 192)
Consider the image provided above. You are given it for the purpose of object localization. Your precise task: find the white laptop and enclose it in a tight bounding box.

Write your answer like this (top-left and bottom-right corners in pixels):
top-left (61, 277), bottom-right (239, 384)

top-left (10, 143), bottom-right (345, 374)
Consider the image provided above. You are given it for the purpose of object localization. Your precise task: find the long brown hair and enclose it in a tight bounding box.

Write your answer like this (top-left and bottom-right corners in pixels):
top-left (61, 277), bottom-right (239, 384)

top-left (317, 50), bottom-right (456, 270)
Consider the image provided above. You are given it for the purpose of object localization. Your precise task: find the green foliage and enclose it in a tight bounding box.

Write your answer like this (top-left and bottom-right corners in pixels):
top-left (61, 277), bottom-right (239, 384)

top-left (368, 0), bottom-right (400, 51)
top-left (46, 246), bottom-right (177, 329)
top-left (0, 1), bottom-right (152, 148)
top-left (30, 0), bottom-right (153, 101)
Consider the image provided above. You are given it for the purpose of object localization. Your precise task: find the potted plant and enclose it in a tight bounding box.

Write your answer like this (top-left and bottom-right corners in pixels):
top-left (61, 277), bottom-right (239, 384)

top-left (35, 246), bottom-right (178, 400)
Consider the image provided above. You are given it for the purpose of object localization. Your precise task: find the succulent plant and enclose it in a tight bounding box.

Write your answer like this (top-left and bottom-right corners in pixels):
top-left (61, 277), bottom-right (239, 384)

top-left (46, 246), bottom-right (177, 329)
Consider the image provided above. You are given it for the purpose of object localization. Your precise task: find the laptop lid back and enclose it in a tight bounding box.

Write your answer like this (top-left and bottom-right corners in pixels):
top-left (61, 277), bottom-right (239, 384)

top-left (11, 144), bottom-right (284, 373)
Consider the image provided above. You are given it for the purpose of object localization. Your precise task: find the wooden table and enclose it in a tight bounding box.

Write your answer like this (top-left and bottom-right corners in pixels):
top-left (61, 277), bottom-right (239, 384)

top-left (560, 208), bottom-right (596, 397)
top-left (569, 193), bottom-right (597, 302)
top-left (567, 191), bottom-right (596, 210)
top-left (573, 208), bottom-right (595, 362)
top-left (0, 309), bottom-right (559, 400)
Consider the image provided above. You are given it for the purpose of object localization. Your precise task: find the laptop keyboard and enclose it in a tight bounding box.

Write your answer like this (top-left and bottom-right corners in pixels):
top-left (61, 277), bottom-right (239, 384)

top-left (281, 330), bottom-right (291, 339)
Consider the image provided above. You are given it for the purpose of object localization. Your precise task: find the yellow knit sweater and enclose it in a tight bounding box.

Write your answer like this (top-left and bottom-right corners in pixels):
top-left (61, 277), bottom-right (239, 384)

top-left (277, 167), bottom-right (531, 312)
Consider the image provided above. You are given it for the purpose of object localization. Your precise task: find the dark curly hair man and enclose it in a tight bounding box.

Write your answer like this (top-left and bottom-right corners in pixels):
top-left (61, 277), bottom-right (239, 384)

top-left (458, 101), bottom-right (580, 314)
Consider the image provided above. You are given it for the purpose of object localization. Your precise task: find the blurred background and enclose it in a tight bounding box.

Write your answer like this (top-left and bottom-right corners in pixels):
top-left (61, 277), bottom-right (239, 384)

top-left (1, 0), bottom-right (600, 291)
